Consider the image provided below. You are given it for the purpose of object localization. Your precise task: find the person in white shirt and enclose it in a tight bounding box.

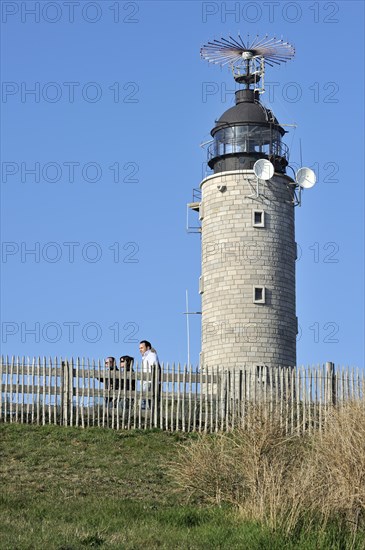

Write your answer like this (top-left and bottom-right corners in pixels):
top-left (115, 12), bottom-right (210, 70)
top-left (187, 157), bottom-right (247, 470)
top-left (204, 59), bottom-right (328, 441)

top-left (139, 340), bottom-right (160, 409)
top-left (139, 340), bottom-right (159, 372)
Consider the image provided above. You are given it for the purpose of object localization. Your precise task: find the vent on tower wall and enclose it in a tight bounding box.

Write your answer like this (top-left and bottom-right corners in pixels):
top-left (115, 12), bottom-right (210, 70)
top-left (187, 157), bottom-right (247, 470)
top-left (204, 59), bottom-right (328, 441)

top-left (252, 210), bottom-right (265, 227)
top-left (253, 286), bottom-right (266, 304)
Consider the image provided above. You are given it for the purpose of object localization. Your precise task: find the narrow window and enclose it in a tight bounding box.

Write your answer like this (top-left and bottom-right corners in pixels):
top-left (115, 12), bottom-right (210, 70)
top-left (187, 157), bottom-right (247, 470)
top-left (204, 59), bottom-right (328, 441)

top-left (253, 286), bottom-right (265, 304)
top-left (252, 210), bottom-right (265, 227)
top-left (255, 287), bottom-right (263, 301)
top-left (199, 275), bottom-right (204, 294)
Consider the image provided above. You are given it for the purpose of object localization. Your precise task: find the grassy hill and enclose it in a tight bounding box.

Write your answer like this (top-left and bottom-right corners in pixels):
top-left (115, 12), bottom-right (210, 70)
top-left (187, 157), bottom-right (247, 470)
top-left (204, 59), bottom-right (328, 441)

top-left (0, 422), bottom-right (363, 549)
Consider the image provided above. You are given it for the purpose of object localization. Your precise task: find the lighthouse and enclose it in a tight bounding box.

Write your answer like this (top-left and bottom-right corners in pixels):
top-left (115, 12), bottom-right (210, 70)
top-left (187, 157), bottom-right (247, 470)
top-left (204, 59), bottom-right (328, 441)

top-left (194, 36), bottom-right (314, 372)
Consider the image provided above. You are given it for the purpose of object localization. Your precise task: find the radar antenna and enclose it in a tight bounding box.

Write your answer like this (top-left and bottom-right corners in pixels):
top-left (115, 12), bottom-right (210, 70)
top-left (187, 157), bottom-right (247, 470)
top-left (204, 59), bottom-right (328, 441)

top-left (201, 34), bottom-right (295, 93)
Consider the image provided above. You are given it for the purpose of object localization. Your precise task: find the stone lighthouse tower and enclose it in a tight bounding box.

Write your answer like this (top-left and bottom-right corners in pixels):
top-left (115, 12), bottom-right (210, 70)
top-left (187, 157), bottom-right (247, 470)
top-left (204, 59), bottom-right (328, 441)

top-left (198, 36), bottom-right (304, 371)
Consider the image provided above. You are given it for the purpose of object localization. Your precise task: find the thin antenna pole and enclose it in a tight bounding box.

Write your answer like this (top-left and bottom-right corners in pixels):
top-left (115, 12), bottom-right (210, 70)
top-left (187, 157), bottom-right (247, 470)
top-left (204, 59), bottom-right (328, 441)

top-left (299, 138), bottom-right (303, 167)
top-left (186, 290), bottom-right (190, 368)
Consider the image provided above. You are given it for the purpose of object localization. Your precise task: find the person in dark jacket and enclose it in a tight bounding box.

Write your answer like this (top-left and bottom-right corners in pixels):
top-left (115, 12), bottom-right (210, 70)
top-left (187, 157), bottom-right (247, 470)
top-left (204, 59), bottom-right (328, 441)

top-left (119, 355), bottom-right (135, 409)
top-left (96, 357), bottom-right (119, 407)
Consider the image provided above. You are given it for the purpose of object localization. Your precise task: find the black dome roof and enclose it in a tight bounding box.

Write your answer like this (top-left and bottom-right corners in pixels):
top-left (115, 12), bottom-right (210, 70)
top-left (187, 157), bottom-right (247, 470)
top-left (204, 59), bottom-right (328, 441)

top-left (212, 89), bottom-right (285, 136)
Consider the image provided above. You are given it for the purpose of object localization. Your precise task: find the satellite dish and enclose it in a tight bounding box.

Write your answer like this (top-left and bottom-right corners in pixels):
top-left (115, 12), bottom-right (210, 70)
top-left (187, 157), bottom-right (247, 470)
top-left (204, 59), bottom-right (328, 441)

top-left (253, 159), bottom-right (274, 181)
top-left (296, 167), bottom-right (316, 189)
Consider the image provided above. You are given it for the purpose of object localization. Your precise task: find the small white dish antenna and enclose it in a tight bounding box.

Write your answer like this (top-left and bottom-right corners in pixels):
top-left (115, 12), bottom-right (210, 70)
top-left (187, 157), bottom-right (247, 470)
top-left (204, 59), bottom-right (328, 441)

top-left (296, 167), bottom-right (316, 189)
top-left (253, 159), bottom-right (274, 180)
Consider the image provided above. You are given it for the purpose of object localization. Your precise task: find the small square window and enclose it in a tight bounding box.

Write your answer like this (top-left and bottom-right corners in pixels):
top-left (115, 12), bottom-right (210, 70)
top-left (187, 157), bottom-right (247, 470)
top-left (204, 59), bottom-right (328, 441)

top-left (252, 210), bottom-right (265, 227)
top-left (253, 286), bottom-right (266, 304)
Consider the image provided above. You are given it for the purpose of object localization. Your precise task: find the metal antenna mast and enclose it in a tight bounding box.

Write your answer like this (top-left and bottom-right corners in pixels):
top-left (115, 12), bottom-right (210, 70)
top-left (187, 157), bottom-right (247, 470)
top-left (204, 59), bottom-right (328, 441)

top-left (201, 34), bottom-right (295, 94)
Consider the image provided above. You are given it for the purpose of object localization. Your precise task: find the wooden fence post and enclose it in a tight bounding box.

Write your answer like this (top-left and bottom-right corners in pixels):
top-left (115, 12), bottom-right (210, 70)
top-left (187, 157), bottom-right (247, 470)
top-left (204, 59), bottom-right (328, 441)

top-left (61, 360), bottom-right (65, 425)
top-left (152, 363), bottom-right (161, 428)
top-left (61, 360), bottom-right (73, 426)
top-left (326, 362), bottom-right (336, 406)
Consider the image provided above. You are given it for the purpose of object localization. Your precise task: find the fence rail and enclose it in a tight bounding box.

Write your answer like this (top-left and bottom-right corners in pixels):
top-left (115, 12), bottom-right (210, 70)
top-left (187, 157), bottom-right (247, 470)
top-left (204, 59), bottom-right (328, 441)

top-left (1, 357), bottom-right (364, 434)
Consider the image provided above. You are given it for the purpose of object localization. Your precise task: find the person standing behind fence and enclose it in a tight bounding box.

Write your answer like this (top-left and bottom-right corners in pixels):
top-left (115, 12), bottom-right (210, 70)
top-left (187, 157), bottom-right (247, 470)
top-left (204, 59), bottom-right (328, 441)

top-left (96, 357), bottom-right (119, 408)
top-left (119, 355), bottom-right (135, 408)
top-left (139, 340), bottom-right (160, 409)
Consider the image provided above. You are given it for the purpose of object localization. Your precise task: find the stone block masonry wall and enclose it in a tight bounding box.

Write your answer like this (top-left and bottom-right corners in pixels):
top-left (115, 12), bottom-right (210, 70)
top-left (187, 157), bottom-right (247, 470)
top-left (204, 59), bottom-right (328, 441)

top-left (200, 170), bottom-right (297, 370)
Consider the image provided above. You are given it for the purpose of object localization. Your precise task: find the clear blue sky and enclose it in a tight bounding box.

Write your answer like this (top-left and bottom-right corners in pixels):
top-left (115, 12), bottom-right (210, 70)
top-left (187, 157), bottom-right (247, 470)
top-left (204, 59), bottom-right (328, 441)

top-left (1, 0), bottom-right (364, 368)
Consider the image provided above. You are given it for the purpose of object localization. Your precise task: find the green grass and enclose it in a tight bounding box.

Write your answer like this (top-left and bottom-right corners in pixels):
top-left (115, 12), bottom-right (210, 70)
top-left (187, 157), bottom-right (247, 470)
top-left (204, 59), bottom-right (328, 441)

top-left (0, 424), bottom-right (362, 549)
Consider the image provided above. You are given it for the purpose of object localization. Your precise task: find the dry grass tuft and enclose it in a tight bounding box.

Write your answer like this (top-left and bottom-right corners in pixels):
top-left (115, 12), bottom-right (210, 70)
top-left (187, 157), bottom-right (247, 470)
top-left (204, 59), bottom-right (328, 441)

top-left (168, 402), bottom-right (365, 539)
top-left (303, 402), bottom-right (365, 534)
top-left (169, 409), bottom-right (306, 532)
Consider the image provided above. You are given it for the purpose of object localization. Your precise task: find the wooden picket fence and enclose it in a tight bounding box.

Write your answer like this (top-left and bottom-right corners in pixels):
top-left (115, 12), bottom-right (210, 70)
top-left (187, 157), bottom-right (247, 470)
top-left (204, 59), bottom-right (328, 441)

top-left (1, 356), bottom-right (364, 434)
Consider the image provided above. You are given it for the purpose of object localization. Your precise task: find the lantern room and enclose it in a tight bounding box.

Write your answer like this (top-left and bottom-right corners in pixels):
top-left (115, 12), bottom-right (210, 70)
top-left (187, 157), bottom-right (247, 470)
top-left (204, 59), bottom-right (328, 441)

top-left (208, 88), bottom-right (288, 174)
